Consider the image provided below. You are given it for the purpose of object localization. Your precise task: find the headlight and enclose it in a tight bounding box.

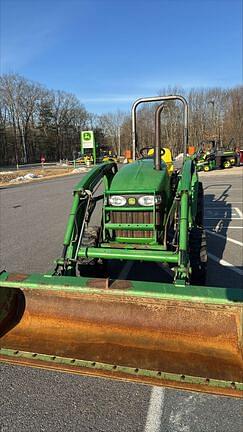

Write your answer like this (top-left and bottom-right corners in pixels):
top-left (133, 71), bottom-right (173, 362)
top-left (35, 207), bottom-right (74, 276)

top-left (109, 195), bottom-right (127, 206)
top-left (138, 195), bottom-right (161, 206)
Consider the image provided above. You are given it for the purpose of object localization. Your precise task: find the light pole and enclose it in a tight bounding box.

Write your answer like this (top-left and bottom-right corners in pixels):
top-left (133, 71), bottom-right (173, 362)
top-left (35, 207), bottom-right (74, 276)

top-left (207, 100), bottom-right (216, 144)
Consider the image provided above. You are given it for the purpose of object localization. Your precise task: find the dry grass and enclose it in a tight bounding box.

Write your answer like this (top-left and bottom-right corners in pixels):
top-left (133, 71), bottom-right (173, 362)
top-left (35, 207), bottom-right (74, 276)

top-left (0, 167), bottom-right (78, 186)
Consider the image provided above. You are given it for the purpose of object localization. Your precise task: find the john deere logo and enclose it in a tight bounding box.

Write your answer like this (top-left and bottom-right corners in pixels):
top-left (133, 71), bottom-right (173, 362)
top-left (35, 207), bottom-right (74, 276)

top-left (83, 132), bottom-right (91, 141)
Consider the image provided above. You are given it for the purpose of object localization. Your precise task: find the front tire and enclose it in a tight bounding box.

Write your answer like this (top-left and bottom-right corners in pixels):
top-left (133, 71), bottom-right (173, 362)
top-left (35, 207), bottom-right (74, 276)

top-left (78, 226), bottom-right (107, 277)
top-left (189, 227), bottom-right (207, 285)
top-left (190, 183), bottom-right (207, 285)
top-left (223, 160), bottom-right (231, 169)
top-left (195, 182), bottom-right (204, 227)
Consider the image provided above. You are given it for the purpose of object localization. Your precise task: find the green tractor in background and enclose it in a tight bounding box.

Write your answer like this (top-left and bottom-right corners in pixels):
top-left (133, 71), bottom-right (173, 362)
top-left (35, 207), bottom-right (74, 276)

top-left (1, 95), bottom-right (242, 398)
top-left (196, 150), bottom-right (216, 172)
top-left (196, 140), bottom-right (237, 172)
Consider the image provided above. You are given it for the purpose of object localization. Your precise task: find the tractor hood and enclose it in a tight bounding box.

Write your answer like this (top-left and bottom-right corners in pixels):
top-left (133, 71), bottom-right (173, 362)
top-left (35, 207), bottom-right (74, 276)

top-left (109, 159), bottom-right (168, 194)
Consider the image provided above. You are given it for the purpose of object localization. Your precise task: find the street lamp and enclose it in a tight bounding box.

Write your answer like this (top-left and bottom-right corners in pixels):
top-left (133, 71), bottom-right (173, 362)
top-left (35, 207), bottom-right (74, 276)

top-left (207, 100), bottom-right (216, 145)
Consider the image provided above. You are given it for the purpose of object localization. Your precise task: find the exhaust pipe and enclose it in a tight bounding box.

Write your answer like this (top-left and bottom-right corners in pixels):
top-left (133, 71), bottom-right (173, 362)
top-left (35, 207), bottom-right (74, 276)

top-left (154, 103), bottom-right (164, 170)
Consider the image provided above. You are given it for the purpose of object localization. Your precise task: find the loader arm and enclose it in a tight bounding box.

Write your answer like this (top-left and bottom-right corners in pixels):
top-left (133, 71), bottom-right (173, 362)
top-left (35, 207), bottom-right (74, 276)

top-left (55, 162), bottom-right (117, 275)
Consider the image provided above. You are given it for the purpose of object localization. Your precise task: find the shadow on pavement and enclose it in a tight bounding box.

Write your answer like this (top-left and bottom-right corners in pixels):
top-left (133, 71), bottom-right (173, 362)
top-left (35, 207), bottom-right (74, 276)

top-left (204, 184), bottom-right (243, 292)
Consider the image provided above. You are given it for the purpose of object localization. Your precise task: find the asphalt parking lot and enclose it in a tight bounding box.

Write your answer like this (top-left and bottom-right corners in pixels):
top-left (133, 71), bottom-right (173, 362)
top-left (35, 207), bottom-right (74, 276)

top-left (0, 167), bottom-right (242, 432)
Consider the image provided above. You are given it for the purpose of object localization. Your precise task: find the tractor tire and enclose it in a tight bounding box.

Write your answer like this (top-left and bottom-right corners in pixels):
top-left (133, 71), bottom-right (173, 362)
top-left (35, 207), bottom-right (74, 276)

top-left (81, 226), bottom-right (100, 249)
top-left (203, 165), bottom-right (210, 172)
top-left (223, 160), bottom-right (231, 169)
top-left (78, 226), bottom-right (107, 277)
top-left (195, 182), bottom-right (204, 227)
top-left (189, 227), bottom-right (207, 286)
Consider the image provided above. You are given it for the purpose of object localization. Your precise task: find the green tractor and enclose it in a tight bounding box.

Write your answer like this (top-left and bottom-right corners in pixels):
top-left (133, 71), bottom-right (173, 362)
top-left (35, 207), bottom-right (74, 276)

top-left (217, 149), bottom-right (236, 168)
top-left (196, 140), bottom-right (237, 172)
top-left (58, 97), bottom-right (206, 285)
top-left (196, 151), bottom-right (216, 172)
top-left (0, 95), bottom-right (242, 398)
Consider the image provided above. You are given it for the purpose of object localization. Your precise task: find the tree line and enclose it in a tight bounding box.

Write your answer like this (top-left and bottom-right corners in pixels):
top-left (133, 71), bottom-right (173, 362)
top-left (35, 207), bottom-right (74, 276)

top-left (117, 85), bottom-right (243, 157)
top-left (0, 74), bottom-right (92, 165)
top-left (0, 74), bottom-right (242, 165)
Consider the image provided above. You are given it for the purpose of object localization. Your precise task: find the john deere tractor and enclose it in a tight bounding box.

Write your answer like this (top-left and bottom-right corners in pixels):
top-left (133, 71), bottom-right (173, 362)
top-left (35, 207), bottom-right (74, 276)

top-left (196, 140), bottom-right (237, 172)
top-left (196, 150), bottom-right (216, 172)
top-left (56, 98), bottom-right (206, 285)
top-left (0, 95), bottom-right (242, 398)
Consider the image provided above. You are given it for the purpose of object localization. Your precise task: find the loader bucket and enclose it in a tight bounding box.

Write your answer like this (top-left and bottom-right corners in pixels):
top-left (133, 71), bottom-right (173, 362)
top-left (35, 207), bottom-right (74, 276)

top-left (0, 272), bottom-right (242, 398)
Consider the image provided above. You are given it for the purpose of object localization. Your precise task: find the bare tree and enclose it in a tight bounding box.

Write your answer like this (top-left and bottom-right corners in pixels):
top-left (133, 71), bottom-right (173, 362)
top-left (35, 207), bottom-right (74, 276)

top-left (0, 74), bottom-right (44, 163)
top-left (98, 110), bottom-right (127, 155)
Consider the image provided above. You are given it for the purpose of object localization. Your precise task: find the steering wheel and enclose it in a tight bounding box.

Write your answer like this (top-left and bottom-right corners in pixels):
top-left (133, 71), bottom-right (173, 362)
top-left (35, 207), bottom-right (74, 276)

top-left (139, 147), bottom-right (165, 158)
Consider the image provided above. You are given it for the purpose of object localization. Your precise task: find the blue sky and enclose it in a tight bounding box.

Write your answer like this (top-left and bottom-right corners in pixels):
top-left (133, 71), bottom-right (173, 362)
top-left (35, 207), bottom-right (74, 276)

top-left (1, 0), bottom-right (242, 114)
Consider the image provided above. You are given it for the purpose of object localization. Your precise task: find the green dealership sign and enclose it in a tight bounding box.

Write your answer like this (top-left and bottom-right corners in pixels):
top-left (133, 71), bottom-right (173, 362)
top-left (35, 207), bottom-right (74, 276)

top-left (81, 131), bottom-right (94, 149)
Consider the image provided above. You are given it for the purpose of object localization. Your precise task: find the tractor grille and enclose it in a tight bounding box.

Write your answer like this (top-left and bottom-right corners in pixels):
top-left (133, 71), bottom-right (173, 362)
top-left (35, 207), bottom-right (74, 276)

top-left (110, 211), bottom-right (157, 238)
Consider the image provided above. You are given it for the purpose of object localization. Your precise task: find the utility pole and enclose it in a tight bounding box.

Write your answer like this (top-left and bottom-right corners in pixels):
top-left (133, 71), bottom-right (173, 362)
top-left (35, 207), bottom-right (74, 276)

top-left (21, 124), bottom-right (27, 164)
top-left (207, 100), bottom-right (216, 144)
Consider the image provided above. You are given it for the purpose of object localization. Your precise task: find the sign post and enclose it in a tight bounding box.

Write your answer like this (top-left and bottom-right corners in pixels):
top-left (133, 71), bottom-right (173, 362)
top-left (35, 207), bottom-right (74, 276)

top-left (73, 150), bottom-right (76, 169)
top-left (80, 131), bottom-right (96, 164)
top-left (40, 155), bottom-right (45, 172)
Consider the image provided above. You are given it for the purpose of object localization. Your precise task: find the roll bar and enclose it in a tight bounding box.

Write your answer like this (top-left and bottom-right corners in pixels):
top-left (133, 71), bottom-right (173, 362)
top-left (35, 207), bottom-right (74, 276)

top-left (131, 95), bottom-right (189, 162)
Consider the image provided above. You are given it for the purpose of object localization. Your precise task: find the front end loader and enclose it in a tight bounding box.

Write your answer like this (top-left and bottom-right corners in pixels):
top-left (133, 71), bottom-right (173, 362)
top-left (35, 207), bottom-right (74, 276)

top-left (1, 95), bottom-right (242, 398)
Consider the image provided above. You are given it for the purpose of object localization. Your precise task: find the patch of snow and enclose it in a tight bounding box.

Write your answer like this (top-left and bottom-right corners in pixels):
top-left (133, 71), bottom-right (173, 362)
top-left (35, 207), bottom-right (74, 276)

top-left (24, 173), bottom-right (41, 179)
top-left (0, 171), bottom-right (15, 174)
top-left (10, 173), bottom-right (43, 183)
top-left (10, 177), bottom-right (24, 183)
top-left (72, 167), bottom-right (89, 173)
